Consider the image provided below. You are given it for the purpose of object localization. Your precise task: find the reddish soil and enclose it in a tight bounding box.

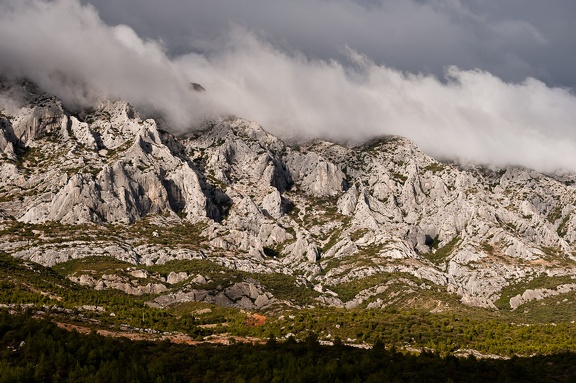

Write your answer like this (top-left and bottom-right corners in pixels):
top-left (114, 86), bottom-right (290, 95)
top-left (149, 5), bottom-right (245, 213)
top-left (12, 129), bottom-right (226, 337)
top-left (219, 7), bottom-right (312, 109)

top-left (246, 313), bottom-right (266, 327)
top-left (55, 322), bottom-right (264, 346)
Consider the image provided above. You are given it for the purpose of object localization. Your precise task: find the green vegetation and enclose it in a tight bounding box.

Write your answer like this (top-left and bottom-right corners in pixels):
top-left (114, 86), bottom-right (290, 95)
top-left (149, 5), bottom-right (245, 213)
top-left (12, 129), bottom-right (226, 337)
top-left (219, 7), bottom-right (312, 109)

top-left (557, 214), bottom-right (571, 237)
top-left (356, 242), bottom-right (386, 259)
top-left (3, 311), bottom-right (576, 383)
top-left (391, 171), bottom-right (408, 184)
top-left (423, 162), bottom-right (446, 174)
top-left (481, 242), bottom-right (495, 256)
top-left (0, 218), bottom-right (209, 250)
top-left (425, 236), bottom-right (460, 264)
top-left (322, 228), bottom-right (345, 254)
top-left (329, 273), bottom-right (392, 302)
top-left (295, 196), bottom-right (345, 230)
top-left (256, 308), bottom-right (576, 356)
top-left (15, 146), bottom-right (42, 171)
top-left (350, 228), bottom-right (369, 242)
top-left (547, 206), bottom-right (563, 224)
top-left (327, 271), bottom-right (466, 311)
top-left (148, 259), bottom-right (320, 304)
top-left (540, 246), bottom-right (564, 258)
top-left (512, 290), bottom-right (576, 323)
top-left (253, 273), bottom-right (319, 303)
top-left (494, 274), bottom-right (575, 312)
top-left (128, 219), bottom-right (208, 247)
top-left (52, 256), bottom-right (133, 278)
top-left (3, 251), bottom-right (576, 361)
top-left (359, 136), bottom-right (399, 154)
top-left (0, 253), bottom-right (212, 336)
top-left (0, 220), bottom-right (110, 244)
top-left (146, 259), bottom-right (228, 278)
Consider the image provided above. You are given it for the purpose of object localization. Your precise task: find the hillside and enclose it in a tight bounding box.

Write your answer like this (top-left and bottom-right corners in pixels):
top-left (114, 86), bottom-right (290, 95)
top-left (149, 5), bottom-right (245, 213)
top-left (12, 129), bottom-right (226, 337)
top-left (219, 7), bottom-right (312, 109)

top-left (1, 79), bottom-right (576, 355)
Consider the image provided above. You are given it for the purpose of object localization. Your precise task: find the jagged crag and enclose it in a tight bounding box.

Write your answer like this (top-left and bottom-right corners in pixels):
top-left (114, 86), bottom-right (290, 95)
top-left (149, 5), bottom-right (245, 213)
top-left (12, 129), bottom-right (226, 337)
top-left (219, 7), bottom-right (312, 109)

top-left (2, 79), bottom-right (576, 351)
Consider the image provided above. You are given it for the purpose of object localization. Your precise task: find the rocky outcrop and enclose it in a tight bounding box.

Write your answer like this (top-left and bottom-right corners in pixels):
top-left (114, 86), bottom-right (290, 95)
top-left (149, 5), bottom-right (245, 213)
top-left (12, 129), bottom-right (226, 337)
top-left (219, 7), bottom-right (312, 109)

top-left (149, 280), bottom-right (277, 310)
top-left (70, 273), bottom-right (168, 296)
top-left (509, 283), bottom-right (576, 309)
top-left (1, 90), bottom-right (211, 225)
top-left (166, 271), bottom-right (189, 284)
top-left (286, 147), bottom-right (346, 197)
top-left (3, 80), bottom-right (576, 312)
top-left (0, 117), bottom-right (17, 159)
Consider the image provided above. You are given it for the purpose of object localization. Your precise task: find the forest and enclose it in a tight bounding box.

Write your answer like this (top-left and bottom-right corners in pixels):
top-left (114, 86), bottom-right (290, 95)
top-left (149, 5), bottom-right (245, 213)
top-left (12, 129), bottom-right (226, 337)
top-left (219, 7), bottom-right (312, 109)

top-left (1, 310), bottom-right (576, 383)
top-left (3, 247), bottom-right (576, 381)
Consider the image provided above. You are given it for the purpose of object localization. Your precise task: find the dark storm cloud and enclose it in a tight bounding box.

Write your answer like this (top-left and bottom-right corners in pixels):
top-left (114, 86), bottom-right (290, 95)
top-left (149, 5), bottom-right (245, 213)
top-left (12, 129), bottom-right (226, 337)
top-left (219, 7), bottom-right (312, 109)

top-left (84, 0), bottom-right (576, 89)
top-left (1, 0), bottom-right (576, 174)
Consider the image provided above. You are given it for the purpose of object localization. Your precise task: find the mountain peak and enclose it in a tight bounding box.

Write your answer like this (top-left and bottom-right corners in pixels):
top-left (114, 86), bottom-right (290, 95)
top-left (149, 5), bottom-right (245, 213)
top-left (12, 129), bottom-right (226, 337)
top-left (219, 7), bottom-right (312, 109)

top-left (2, 82), bottom-right (576, 314)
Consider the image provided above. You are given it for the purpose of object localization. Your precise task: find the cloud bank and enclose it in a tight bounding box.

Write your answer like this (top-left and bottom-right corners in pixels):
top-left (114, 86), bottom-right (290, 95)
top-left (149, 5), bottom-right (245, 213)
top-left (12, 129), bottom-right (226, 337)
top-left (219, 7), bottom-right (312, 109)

top-left (85, 0), bottom-right (576, 90)
top-left (1, 0), bottom-right (576, 174)
top-left (0, 0), bottom-right (208, 127)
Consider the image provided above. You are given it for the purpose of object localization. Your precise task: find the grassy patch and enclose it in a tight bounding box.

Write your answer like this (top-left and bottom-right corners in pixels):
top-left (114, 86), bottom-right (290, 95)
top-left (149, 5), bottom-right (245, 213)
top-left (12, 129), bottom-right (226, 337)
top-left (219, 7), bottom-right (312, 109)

top-left (329, 274), bottom-right (393, 302)
top-left (251, 273), bottom-right (319, 304)
top-left (391, 172), bottom-right (408, 184)
top-left (124, 219), bottom-right (208, 247)
top-left (557, 214), bottom-right (571, 237)
top-left (480, 242), bottom-right (495, 256)
top-left (147, 259), bottom-right (228, 278)
top-left (350, 228), bottom-right (369, 242)
top-left (423, 163), bottom-right (445, 174)
top-left (147, 259), bottom-right (319, 306)
top-left (0, 253), bottom-right (208, 335)
top-left (425, 236), bottom-right (460, 264)
top-left (321, 220), bottom-right (350, 254)
top-left (515, 291), bottom-right (576, 323)
top-left (4, 251), bottom-right (576, 356)
top-left (494, 274), bottom-right (575, 311)
top-left (547, 206), bottom-right (563, 224)
top-left (52, 256), bottom-right (133, 278)
top-left (356, 243), bottom-right (386, 259)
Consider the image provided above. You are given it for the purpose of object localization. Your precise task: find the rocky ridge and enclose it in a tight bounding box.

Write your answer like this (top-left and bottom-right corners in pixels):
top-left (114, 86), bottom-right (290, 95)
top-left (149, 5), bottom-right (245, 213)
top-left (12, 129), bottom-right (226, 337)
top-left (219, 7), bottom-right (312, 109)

top-left (1, 80), bottom-right (576, 313)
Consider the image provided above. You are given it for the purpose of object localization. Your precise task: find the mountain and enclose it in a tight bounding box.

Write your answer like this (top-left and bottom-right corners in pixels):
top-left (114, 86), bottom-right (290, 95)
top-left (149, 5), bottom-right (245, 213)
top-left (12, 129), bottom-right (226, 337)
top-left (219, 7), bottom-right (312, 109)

top-left (2, 78), bottom-right (576, 322)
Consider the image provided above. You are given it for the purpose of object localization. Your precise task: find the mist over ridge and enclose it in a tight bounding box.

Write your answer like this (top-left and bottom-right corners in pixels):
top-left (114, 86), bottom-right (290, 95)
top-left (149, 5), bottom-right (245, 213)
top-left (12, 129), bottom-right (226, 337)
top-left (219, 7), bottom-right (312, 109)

top-left (1, 0), bottom-right (576, 173)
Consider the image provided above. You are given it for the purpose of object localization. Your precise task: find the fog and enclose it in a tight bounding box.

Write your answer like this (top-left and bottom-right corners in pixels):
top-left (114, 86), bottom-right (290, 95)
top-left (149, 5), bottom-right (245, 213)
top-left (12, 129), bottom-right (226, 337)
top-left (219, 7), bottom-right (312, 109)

top-left (1, 0), bottom-right (576, 173)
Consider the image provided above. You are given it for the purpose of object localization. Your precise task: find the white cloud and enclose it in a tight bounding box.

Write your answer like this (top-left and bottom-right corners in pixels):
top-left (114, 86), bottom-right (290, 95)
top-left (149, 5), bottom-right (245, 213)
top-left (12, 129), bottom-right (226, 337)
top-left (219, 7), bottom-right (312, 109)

top-left (0, 0), bottom-right (208, 127)
top-left (2, 0), bottom-right (576, 173)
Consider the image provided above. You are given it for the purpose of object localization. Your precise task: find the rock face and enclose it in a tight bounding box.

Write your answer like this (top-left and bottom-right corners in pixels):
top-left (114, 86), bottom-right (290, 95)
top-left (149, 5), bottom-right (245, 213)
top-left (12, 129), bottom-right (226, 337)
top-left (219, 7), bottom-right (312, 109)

top-left (75, 274), bottom-right (169, 296)
top-left (3, 79), bottom-right (576, 312)
top-left (509, 283), bottom-right (576, 309)
top-left (0, 84), bottom-right (209, 225)
top-left (149, 280), bottom-right (277, 311)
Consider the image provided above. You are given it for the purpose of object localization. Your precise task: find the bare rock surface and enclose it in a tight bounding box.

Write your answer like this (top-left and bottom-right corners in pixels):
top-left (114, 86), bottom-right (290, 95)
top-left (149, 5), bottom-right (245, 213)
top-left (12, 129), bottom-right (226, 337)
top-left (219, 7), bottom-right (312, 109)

top-left (3, 80), bottom-right (576, 312)
top-left (149, 281), bottom-right (278, 310)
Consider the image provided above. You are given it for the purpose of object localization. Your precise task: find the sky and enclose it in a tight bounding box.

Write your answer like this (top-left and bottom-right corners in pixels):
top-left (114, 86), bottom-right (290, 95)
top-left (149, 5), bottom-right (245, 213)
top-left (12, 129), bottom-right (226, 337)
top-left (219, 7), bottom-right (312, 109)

top-left (1, 0), bottom-right (576, 173)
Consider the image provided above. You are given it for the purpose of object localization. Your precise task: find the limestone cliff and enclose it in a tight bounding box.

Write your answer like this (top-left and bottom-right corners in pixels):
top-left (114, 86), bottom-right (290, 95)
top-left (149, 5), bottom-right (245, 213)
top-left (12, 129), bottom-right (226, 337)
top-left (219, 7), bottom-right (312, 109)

top-left (2, 80), bottom-right (576, 312)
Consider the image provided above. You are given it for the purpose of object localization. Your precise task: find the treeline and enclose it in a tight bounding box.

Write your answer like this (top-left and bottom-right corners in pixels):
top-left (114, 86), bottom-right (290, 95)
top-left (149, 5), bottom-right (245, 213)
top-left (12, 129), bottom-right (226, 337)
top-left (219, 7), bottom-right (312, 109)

top-left (1, 310), bottom-right (576, 383)
top-left (243, 308), bottom-right (576, 356)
